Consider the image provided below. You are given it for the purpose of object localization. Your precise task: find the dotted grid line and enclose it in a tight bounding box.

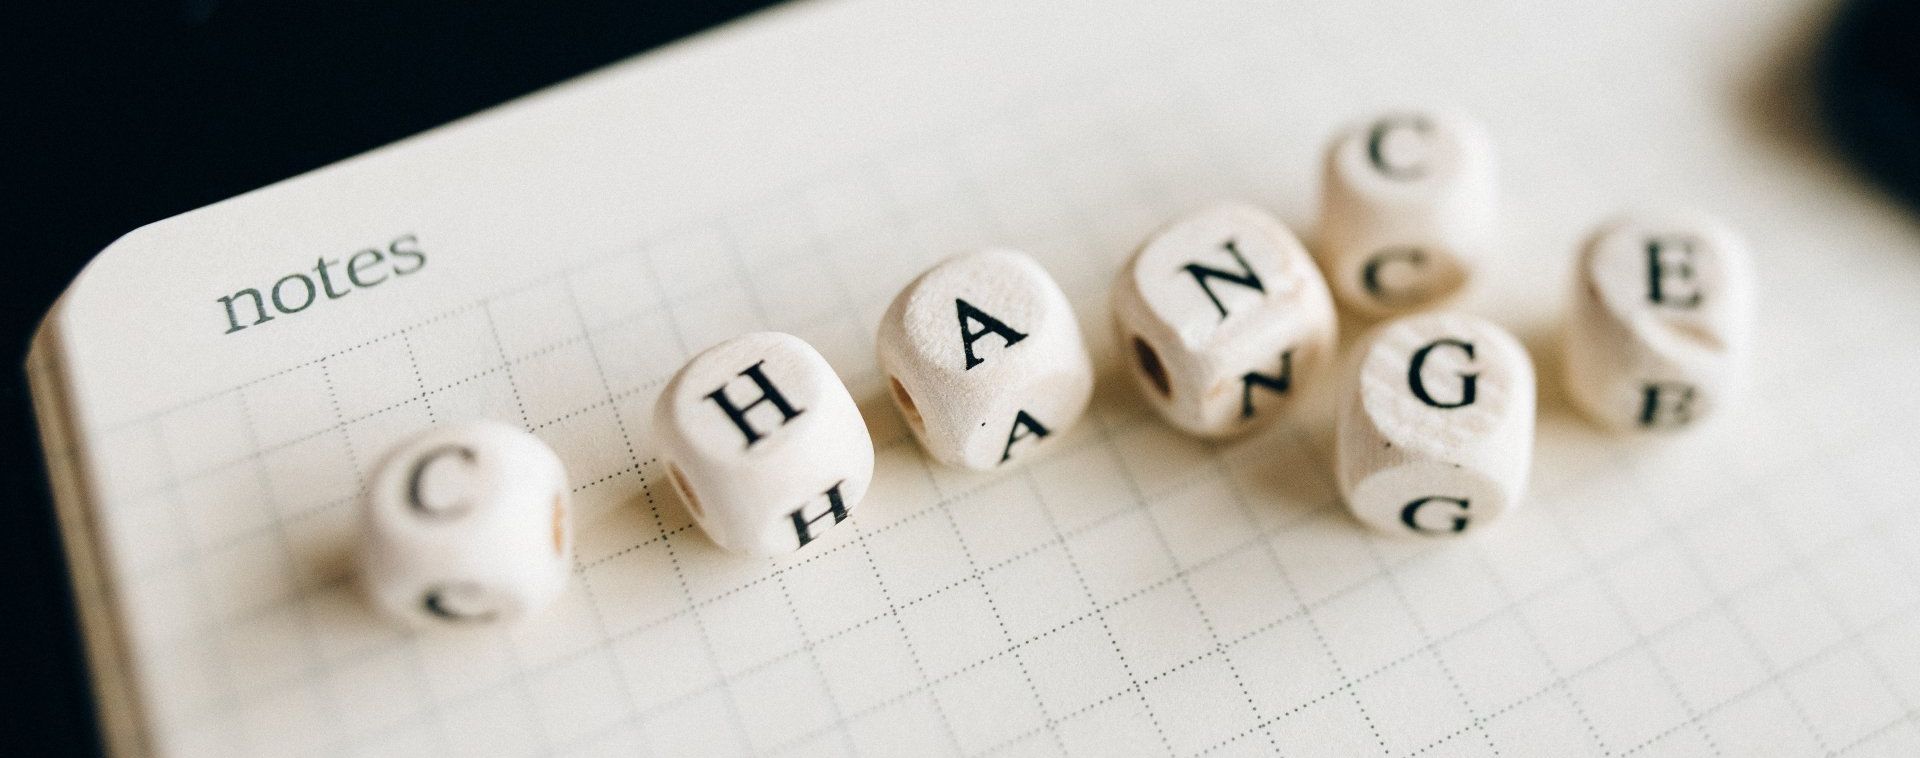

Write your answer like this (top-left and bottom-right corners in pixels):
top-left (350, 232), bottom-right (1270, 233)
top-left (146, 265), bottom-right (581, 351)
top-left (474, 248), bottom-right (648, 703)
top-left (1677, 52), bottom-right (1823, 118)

top-left (202, 406), bottom-right (1905, 758)
top-left (789, 176), bottom-right (969, 757)
top-left (1092, 105), bottom-right (1289, 757)
top-left (230, 384), bottom-right (359, 751)
top-left (622, 218), bottom-right (754, 754)
top-left (946, 117), bottom-right (1149, 756)
top-left (474, 298), bottom-right (560, 756)
top-left (97, 44), bottom-right (1920, 756)
top-left (981, 92), bottom-right (1190, 755)
top-left (1401, 436), bottom-right (1920, 758)
top-left (1084, 94), bottom-right (1372, 756)
top-left (1738, 458), bottom-right (1920, 752)
top-left (557, 278), bottom-right (657, 757)
top-left (770, 427), bottom-right (1748, 758)
top-left (1276, 419), bottom-right (1502, 756)
top-left (854, 154), bottom-right (1054, 756)
top-left (1613, 448), bottom-right (1829, 754)
top-left (133, 412), bottom-right (1133, 680)
top-left (1273, 493), bottom-right (1910, 758)
top-left (1459, 522), bottom-right (1609, 754)
top-left (122, 304), bottom-right (663, 508)
top-left (87, 49), bottom-right (1153, 442)
top-left (143, 421), bottom-right (244, 756)
top-left (719, 212), bottom-right (864, 756)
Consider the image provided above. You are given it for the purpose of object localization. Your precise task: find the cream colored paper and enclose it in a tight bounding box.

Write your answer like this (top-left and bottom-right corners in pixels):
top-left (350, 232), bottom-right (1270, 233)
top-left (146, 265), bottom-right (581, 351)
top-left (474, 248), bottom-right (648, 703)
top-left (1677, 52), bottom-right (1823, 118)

top-left (31, 0), bottom-right (1920, 755)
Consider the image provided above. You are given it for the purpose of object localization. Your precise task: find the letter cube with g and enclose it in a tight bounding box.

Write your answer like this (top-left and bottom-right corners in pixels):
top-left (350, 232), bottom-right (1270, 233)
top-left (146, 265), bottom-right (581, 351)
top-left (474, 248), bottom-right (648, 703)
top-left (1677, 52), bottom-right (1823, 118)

top-left (877, 249), bottom-right (1094, 470)
top-left (359, 420), bottom-right (573, 627)
top-left (1335, 312), bottom-right (1534, 536)
top-left (654, 332), bottom-right (875, 555)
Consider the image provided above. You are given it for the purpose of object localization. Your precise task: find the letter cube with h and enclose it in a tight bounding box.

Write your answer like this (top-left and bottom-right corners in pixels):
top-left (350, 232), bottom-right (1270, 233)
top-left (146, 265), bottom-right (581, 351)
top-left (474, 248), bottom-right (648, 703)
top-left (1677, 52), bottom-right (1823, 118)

top-left (654, 332), bottom-right (875, 554)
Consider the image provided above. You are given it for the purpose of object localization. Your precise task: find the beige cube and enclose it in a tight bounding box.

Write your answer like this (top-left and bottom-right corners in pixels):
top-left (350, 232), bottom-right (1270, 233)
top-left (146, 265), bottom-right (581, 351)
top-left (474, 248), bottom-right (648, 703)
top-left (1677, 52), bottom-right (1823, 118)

top-left (1317, 109), bottom-right (1498, 317)
top-left (1336, 312), bottom-right (1535, 536)
top-left (653, 332), bottom-right (874, 555)
top-left (1562, 212), bottom-right (1755, 431)
top-left (359, 420), bottom-right (573, 628)
top-left (1111, 204), bottom-right (1337, 438)
top-left (877, 248), bottom-right (1094, 470)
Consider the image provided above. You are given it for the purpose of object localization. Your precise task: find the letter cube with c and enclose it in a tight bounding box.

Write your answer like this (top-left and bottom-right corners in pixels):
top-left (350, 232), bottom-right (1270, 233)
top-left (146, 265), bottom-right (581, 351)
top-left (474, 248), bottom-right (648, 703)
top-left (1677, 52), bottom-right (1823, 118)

top-left (359, 420), bottom-right (573, 628)
top-left (654, 332), bottom-right (875, 555)
top-left (1112, 204), bottom-right (1338, 438)
top-left (877, 249), bottom-right (1094, 470)
top-left (1316, 110), bottom-right (1498, 317)
top-left (1335, 312), bottom-right (1534, 536)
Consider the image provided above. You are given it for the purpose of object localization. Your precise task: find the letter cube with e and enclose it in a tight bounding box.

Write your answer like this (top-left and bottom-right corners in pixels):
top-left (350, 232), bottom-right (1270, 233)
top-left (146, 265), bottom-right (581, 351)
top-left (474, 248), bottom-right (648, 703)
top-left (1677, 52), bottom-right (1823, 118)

top-left (1562, 212), bottom-right (1755, 431)
top-left (654, 332), bottom-right (875, 554)
top-left (1317, 110), bottom-right (1498, 316)
top-left (877, 249), bottom-right (1094, 470)
top-left (1336, 312), bottom-right (1535, 536)
top-left (1112, 204), bottom-right (1338, 438)
top-left (359, 420), bottom-right (573, 627)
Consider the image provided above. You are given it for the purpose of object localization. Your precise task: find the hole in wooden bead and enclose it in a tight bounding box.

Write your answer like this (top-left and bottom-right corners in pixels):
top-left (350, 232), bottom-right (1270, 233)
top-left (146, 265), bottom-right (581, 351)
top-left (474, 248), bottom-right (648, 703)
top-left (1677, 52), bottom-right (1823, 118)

top-left (669, 464), bottom-right (704, 520)
top-left (551, 493), bottom-right (568, 556)
top-left (1133, 336), bottom-right (1172, 399)
top-left (890, 375), bottom-right (926, 436)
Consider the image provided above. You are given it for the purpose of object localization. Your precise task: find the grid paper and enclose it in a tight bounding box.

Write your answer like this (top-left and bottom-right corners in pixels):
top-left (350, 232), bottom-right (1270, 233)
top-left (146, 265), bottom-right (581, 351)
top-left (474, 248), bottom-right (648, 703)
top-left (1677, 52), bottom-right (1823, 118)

top-left (58, 2), bottom-right (1920, 756)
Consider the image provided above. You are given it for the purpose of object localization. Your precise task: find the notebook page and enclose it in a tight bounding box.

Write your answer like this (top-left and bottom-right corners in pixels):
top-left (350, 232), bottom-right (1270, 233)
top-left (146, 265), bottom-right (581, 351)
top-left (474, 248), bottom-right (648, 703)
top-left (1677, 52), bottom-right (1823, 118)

top-left (41, 0), bottom-right (1920, 755)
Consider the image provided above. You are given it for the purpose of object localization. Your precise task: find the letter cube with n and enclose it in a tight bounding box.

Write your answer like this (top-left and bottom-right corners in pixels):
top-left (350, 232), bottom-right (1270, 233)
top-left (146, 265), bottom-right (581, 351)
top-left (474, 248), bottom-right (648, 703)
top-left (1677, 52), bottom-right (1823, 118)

top-left (653, 332), bottom-right (875, 554)
top-left (1317, 110), bottom-right (1498, 316)
top-left (1336, 312), bottom-right (1534, 536)
top-left (877, 249), bottom-right (1094, 470)
top-left (1112, 204), bottom-right (1338, 438)
top-left (1561, 212), bottom-right (1755, 431)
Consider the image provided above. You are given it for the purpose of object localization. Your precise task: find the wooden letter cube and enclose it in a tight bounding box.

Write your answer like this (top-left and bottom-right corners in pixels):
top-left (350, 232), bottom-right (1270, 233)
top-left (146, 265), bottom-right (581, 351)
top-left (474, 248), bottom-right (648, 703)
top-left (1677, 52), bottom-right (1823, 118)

top-left (1317, 109), bottom-right (1498, 316)
top-left (653, 332), bottom-right (874, 555)
top-left (1561, 212), bottom-right (1755, 431)
top-left (359, 420), bottom-right (572, 627)
top-left (877, 248), bottom-right (1094, 470)
top-left (1111, 204), bottom-right (1338, 438)
top-left (1336, 312), bottom-right (1535, 536)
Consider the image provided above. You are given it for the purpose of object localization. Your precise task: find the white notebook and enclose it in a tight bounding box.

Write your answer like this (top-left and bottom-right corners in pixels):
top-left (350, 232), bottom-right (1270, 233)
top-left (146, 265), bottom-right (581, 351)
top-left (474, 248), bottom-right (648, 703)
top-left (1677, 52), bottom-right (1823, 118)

top-left (29, 0), bottom-right (1920, 755)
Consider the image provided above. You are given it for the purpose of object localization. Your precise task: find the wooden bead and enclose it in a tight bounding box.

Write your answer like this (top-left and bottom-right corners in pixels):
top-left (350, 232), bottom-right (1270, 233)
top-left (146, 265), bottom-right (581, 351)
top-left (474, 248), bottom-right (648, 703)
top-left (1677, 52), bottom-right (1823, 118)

top-left (1316, 110), bottom-right (1498, 316)
top-left (1111, 204), bottom-right (1338, 438)
top-left (1335, 312), bottom-right (1535, 536)
top-left (653, 332), bottom-right (874, 555)
top-left (1561, 212), bottom-right (1755, 431)
top-left (876, 248), bottom-right (1093, 470)
top-left (359, 420), bottom-right (573, 627)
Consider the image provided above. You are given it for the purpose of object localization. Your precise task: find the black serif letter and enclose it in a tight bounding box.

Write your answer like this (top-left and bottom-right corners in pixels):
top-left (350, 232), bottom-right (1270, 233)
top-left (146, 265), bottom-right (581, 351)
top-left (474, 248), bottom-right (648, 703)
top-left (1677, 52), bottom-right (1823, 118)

top-left (706, 361), bottom-right (805, 448)
top-left (957, 298), bottom-right (1028, 370)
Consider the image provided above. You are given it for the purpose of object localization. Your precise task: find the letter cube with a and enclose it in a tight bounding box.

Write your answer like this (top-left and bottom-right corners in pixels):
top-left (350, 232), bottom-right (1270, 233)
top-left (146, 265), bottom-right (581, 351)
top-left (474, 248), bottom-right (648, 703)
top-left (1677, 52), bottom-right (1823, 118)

top-left (877, 248), bottom-right (1094, 470)
top-left (359, 420), bottom-right (572, 627)
top-left (1336, 312), bottom-right (1535, 536)
top-left (654, 332), bottom-right (874, 554)
top-left (1316, 110), bottom-right (1498, 317)
top-left (1562, 212), bottom-right (1755, 431)
top-left (1111, 204), bottom-right (1338, 438)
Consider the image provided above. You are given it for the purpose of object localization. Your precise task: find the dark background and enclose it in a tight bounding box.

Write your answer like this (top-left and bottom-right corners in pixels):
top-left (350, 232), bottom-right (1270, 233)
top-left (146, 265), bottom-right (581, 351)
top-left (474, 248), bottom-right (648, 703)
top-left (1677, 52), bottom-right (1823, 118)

top-left (4, 2), bottom-right (774, 752)
top-left (2, 0), bottom-right (1914, 754)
